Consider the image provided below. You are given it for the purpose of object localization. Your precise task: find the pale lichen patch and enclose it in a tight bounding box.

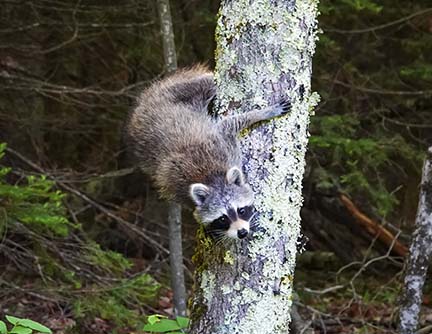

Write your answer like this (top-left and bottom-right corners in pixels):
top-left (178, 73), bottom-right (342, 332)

top-left (200, 271), bottom-right (216, 305)
top-left (224, 250), bottom-right (235, 265)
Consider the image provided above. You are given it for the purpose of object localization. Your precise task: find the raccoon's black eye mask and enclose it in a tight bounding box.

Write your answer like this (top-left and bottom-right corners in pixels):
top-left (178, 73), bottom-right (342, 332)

top-left (237, 205), bottom-right (254, 220)
top-left (205, 205), bottom-right (255, 238)
top-left (208, 214), bottom-right (231, 232)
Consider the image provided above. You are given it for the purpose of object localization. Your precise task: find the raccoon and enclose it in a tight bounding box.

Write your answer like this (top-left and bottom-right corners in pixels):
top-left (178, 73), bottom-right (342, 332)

top-left (123, 65), bottom-right (290, 240)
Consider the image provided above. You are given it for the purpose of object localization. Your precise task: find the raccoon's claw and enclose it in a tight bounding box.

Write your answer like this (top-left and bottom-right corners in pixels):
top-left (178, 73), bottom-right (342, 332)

top-left (279, 99), bottom-right (292, 115)
top-left (261, 99), bottom-right (292, 120)
top-left (269, 99), bottom-right (291, 118)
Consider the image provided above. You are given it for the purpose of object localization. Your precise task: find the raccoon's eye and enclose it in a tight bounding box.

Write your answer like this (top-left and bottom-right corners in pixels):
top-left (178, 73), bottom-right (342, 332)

top-left (238, 206), bottom-right (254, 218)
top-left (219, 215), bottom-right (227, 223)
top-left (212, 215), bottom-right (230, 229)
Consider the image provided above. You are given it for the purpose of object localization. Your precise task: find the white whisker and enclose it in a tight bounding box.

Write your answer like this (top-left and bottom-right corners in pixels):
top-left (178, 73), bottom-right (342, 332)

top-left (249, 211), bottom-right (259, 227)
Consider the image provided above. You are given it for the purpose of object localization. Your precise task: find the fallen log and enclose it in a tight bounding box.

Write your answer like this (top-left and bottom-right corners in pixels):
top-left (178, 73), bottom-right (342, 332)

top-left (339, 194), bottom-right (408, 257)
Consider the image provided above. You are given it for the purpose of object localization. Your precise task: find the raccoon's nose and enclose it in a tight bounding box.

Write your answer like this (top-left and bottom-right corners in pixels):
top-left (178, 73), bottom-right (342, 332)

top-left (237, 228), bottom-right (248, 239)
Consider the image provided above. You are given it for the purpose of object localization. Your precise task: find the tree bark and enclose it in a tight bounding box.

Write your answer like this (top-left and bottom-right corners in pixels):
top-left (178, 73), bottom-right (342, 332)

top-left (398, 147), bottom-right (432, 334)
top-left (157, 0), bottom-right (187, 317)
top-left (157, 0), bottom-right (177, 72)
top-left (167, 202), bottom-right (187, 316)
top-left (190, 1), bottom-right (319, 333)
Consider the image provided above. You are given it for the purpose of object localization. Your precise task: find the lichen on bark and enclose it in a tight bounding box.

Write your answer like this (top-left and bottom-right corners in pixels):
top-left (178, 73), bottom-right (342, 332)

top-left (398, 147), bottom-right (432, 334)
top-left (190, 1), bottom-right (319, 333)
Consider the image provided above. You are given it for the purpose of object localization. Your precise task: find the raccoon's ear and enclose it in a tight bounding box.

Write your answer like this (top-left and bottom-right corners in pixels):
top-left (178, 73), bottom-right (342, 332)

top-left (190, 183), bottom-right (210, 206)
top-left (226, 166), bottom-right (245, 186)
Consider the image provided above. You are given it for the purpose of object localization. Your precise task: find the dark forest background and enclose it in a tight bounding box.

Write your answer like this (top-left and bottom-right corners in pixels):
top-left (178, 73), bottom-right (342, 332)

top-left (1, 1), bottom-right (431, 333)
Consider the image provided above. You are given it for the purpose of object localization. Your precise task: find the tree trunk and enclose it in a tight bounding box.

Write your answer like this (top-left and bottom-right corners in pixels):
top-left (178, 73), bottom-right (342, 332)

top-left (167, 202), bottom-right (187, 316)
top-left (157, 0), bottom-right (177, 72)
top-left (189, 1), bottom-right (319, 333)
top-left (398, 147), bottom-right (432, 334)
top-left (157, 0), bottom-right (187, 317)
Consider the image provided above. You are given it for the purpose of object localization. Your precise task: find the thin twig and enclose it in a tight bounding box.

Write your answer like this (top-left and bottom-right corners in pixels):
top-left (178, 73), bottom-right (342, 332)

top-left (5, 147), bottom-right (169, 255)
top-left (324, 8), bottom-right (432, 34)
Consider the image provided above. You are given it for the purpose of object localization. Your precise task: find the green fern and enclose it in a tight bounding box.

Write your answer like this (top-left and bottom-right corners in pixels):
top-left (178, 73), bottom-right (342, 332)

top-left (0, 144), bottom-right (73, 236)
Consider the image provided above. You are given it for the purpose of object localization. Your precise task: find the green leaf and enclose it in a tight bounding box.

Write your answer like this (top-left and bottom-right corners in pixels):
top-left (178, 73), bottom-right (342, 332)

top-left (5, 317), bottom-right (51, 334)
top-left (15, 321), bottom-right (50, 334)
top-left (9, 326), bottom-right (32, 334)
top-left (0, 321), bottom-right (7, 334)
top-left (0, 143), bottom-right (6, 160)
top-left (147, 315), bottom-right (165, 326)
top-left (175, 317), bottom-right (189, 329)
top-left (5, 317), bottom-right (20, 326)
top-left (143, 319), bottom-right (181, 332)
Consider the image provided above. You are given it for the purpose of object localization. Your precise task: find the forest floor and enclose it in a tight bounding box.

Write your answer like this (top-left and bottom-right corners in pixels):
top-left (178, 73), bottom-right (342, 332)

top-left (2, 259), bottom-right (432, 334)
top-left (295, 263), bottom-right (432, 334)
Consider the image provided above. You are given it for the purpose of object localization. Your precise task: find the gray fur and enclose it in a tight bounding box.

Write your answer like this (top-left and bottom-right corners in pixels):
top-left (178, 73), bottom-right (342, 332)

top-left (123, 65), bottom-right (290, 225)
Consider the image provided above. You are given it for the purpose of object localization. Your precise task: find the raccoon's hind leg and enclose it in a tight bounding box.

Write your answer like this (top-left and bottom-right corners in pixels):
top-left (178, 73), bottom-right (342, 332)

top-left (166, 72), bottom-right (216, 112)
top-left (220, 99), bottom-right (291, 134)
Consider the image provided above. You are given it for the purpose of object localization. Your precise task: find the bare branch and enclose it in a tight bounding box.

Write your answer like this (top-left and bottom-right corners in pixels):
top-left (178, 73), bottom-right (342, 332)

top-left (4, 147), bottom-right (169, 255)
top-left (324, 8), bottom-right (432, 34)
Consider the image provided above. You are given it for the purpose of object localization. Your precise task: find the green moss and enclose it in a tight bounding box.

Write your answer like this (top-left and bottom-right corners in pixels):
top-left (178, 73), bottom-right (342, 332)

top-left (85, 242), bottom-right (132, 275)
top-left (72, 274), bottom-right (160, 328)
top-left (191, 226), bottom-right (214, 273)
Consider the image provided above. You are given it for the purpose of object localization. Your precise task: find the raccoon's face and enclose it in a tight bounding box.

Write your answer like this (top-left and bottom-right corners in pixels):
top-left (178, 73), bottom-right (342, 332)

top-left (190, 166), bottom-right (255, 240)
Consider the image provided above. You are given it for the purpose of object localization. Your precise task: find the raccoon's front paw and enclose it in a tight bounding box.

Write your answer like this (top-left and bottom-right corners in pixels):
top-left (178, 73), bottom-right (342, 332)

top-left (269, 98), bottom-right (292, 118)
top-left (278, 98), bottom-right (292, 115)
